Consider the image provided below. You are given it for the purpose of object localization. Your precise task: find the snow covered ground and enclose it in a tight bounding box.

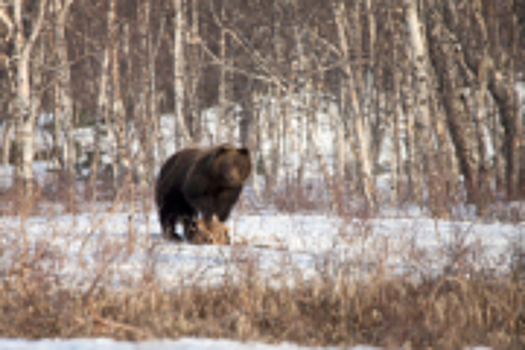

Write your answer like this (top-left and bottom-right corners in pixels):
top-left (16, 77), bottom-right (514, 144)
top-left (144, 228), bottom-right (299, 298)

top-left (1, 196), bottom-right (523, 349)
top-left (0, 338), bottom-right (379, 350)
top-left (0, 337), bottom-right (496, 350)
top-left (1, 209), bottom-right (522, 290)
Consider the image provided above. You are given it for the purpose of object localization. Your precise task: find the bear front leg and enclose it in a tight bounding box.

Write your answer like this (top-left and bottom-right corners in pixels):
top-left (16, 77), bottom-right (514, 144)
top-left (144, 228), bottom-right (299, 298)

top-left (182, 215), bottom-right (198, 241)
top-left (182, 176), bottom-right (217, 223)
top-left (215, 187), bottom-right (242, 222)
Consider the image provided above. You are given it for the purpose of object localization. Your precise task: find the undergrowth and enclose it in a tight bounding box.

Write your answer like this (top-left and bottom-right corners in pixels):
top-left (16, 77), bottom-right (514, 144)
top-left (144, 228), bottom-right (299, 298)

top-left (0, 181), bottom-right (524, 349)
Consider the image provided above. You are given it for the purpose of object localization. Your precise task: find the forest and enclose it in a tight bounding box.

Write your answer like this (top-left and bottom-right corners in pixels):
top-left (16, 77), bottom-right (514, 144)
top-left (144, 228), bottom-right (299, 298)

top-left (0, 0), bottom-right (523, 216)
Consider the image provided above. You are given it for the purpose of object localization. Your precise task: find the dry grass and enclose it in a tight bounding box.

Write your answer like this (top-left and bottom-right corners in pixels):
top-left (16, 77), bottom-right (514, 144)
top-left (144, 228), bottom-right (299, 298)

top-left (0, 180), bottom-right (524, 349)
top-left (0, 232), bottom-right (523, 349)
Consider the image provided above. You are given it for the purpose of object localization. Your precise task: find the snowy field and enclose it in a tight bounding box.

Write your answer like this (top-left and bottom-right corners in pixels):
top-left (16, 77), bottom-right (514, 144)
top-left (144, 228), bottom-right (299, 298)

top-left (0, 338), bottom-right (381, 350)
top-left (1, 208), bottom-right (522, 290)
top-left (0, 338), bottom-right (495, 350)
top-left (1, 200), bottom-right (523, 349)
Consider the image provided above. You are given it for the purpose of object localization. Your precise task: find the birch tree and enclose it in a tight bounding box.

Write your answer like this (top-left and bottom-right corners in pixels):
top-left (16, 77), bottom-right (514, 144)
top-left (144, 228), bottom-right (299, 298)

top-left (4, 0), bottom-right (520, 214)
top-left (333, 0), bottom-right (377, 209)
top-left (173, 0), bottom-right (191, 146)
top-left (110, 0), bottom-right (127, 186)
top-left (88, 0), bottom-right (114, 202)
top-left (217, 0), bottom-right (228, 143)
top-left (425, 0), bottom-right (487, 212)
top-left (0, 6), bottom-right (14, 166)
top-left (403, 0), bottom-right (437, 207)
top-left (54, 0), bottom-right (75, 180)
top-left (446, 0), bottom-right (522, 199)
top-left (14, 0), bottom-right (47, 199)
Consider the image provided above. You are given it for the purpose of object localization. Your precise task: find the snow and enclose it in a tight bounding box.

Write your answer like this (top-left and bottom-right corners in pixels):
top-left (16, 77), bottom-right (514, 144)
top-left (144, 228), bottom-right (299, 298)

top-left (0, 337), bottom-right (496, 350)
top-left (1, 204), bottom-right (522, 350)
top-left (0, 164), bottom-right (12, 188)
top-left (0, 338), bottom-right (499, 350)
top-left (0, 338), bottom-right (374, 350)
top-left (1, 208), bottom-right (521, 291)
top-left (1, 197), bottom-right (522, 350)
top-left (0, 162), bottom-right (57, 189)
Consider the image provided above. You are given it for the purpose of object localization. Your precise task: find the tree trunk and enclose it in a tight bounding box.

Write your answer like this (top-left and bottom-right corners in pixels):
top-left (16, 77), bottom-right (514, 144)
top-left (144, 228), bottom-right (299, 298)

top-left (150, 13), bottom-right (165, 170)
top-left (425, 2), bottom-right (484, 211)
top-left (14, 0), bottom-right (48, 199)
top-left (89, 0), bottom-right (115, 203)
top-left (240, 91), bottom-right (254, 148)
top-left (404, 0), bottom-right (441, 211)
top-left (449, 1), bottom-right (521, 199)
top-left (54, 0), bottom-right (75, 180)
top-left (173, 0), bottom-right (191, 146)
top-left (306, 91), bottom-right (336, 212)
top-left (2, 120), bottom-right (13, 165)
top-left (217, 1), bottom-right (228, 143)
top-left (188, 0), bottom-right (200, 142)
top-left (334, 111), bottom-right (346, 202)
top-left (333, 1), bottom-right (376, 209)
top-left (392, 91), bottom-right (403, 206)
top-left (111, 0), bottom-right (127, 187)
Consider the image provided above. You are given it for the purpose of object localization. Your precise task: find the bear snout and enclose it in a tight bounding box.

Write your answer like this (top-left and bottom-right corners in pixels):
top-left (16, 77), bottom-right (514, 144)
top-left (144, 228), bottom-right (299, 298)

top-left (225, 172), bottom-right (238, 184)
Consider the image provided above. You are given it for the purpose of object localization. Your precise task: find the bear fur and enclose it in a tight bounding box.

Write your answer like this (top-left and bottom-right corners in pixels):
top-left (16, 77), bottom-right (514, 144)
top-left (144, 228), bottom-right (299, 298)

top-left (155, 144), bottom-right (251, 241)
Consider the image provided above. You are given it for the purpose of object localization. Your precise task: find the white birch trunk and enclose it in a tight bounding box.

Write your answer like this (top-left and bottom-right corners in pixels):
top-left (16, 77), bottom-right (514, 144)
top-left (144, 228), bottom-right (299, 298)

top-left (268, 87), bottom-right (281, 194)
top-left (2, 120), bottom-right (13, 165)
top-left (306, 93), bottom-right (336, 212)
top-left (333, 2), bottom-right (376, 209)
top-left (296, 112), bottom-right (306, 186)
top-left (392, 99), bottom-right (402, 206)
top-left (55, 0), bottom-right (75, 177)
top-left (89, 0), bottom-right (114, 203)
top-left (111, 0), bottom-right (126, 185)
top-left (136, 1), bottom-right (150, 197)
top-left (404, 0), bottom-right (434, 203)
top-left (265, 18), bottom-right (285, 195)
top-left (173, 0), bottom-right (191, 146)
top-left (150, 14), bottom-right (165, 168)
top-left (217, 2), bottom-right (227, 143)
top-left (404, 0), bottom-right (430, 124)
top-left (14, 0), bottom-right (47, 198)
top-left (334, 116), bottom-right (346, 191)
top-left (189, 0), bottom-right (200, 142)
top-left (402, 66), bottom-right (418, 202)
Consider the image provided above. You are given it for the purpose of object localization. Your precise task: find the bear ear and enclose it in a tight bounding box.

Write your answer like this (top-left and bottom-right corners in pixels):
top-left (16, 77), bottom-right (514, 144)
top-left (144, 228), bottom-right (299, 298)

top-left (205, 144), bottom-right (232, 168)
top-left (238, 147), bottom-right (250, 157)
top-left (212, 144), bottom-right (233, 158)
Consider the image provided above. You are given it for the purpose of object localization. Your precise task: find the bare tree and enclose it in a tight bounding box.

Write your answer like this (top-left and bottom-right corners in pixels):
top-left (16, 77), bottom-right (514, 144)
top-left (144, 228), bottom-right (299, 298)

top-left (450, 0), bottom-right (522, 199)
top-left (54, 0), bottom-right (75, 180)
top-left (173, 0), bottom-right (191, 145)
top-left (14, 0), bottom-right (48, 199)
top-left (0, 5), bottom-right (14, 166)
top-left (333, 0), bottom-right (377, 209)
top-left (3, 0), bottom-right (521, 215)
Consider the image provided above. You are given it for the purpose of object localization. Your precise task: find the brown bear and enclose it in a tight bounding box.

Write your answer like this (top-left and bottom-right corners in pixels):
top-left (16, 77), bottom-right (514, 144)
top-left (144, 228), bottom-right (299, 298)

top-left (155, 144), bottom-right (251, 242)
top-left (188, 215), bottom-right (231, 245)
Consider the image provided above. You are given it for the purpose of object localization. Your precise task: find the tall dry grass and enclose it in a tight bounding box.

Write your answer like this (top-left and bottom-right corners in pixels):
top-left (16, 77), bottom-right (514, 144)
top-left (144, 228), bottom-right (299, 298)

top-left (1, 249), bottom-right (523, 348)
top-left (0, 179), bottom-right (524, 349)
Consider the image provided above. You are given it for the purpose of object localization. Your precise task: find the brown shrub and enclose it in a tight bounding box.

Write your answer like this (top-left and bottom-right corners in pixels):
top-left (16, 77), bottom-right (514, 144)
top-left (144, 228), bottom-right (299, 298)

top-left (1, 242), bottom-right (523, 348)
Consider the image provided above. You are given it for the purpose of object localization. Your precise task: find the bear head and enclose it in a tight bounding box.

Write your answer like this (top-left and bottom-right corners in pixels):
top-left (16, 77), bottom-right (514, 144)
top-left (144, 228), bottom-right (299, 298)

top-left (210, 145), bottom-right (252, 187)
